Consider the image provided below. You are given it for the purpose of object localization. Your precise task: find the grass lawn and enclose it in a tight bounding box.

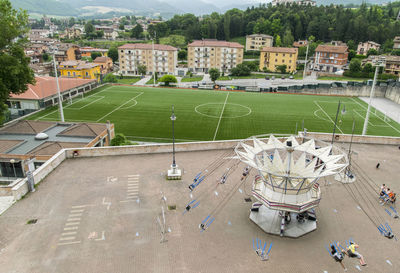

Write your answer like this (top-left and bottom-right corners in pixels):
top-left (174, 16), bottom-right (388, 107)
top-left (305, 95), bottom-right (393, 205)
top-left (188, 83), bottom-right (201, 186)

top-left (116, 77), bottom-right (141, 84)
top-left (27, 85), bottom-right (400, 142)
top-left (146, 78), bottom-right (159, 84)
top-left (181, 76), bottom-right (203, 82)
top-left (159, 35), bottom-right (186, 48)
top-left (318, 76), bottom-right (371, 82)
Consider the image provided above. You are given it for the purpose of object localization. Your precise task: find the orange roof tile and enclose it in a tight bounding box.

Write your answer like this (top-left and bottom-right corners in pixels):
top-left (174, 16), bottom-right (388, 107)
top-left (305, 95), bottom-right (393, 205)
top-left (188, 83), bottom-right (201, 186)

top-left (188, 40), bottom-right (244, 49)
top-left (315, 45), bottom-right (348, 54)
top-left (118, 43), bottom-right (177, 51)
top-left (9, 76), bottom-right (95, 100)
top-left (261, 47), bottom-right (298, 54)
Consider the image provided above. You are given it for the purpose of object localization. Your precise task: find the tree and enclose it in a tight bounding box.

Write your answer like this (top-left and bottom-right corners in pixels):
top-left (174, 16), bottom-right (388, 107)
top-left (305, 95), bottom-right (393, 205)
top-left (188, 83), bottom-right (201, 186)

top-left (178, 49), bottom-right (187, 61)
top-left (349, 58), bottom-right (361, 73)
top-left (108, 47), bottom-right (118, 63)
top-left (348, 50), bottom-right (356, 61)
top-left (282, 28), bottom-right (294, 47)
top-left (275, 35), bottom-right (282, 47)
top-left (0, 0), bottom-right (35, 124)
top-left (111, 133), bottom-right (130, 146)
top-left (103, 74), bottom-right (117, 83)
top-left (392, 49), bottom-right (400, 56)
top-left (230, 63), bottom-right (251, 76)
top-left (42, 53), bottom-right (50, 62)
top-left (366, 48), bottom-right (378, 57)
top-left (85, 21), bottom-right (94, 34)
top-left (347, 40), bottom-right (356, 51)
top-left (96, 30), bottom-right (104, 39)
top-left (276, 64), bottom-right (287, 74)
top-left (91, 52), bottom-right (102, 60)
top-left (209, 68), bottom-right (220, 83)
top-left (159, 75), bottom-right (177, 86)
top-left (138, 65), bottom-right (146, 76)
top-left (362, 63), bottom-right (373, 73)
top-left (131, 23), bottom-right (143, 39)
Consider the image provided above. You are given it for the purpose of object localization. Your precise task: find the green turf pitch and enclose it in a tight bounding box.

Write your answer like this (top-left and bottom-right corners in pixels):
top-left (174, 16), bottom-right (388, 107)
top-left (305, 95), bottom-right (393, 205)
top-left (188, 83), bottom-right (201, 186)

top-left (26, 85), bottom-right (400, 142)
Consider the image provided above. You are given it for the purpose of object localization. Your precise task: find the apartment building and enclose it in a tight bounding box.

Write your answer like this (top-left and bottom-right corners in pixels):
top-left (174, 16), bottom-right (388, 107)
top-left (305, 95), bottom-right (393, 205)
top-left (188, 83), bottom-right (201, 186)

top-left (363, 55), bottom-right (400, 77)
top-left (246, 34), bottom-right (273, 51)
top-left (357, 41), bottom-right (380, 55)
top-left (187, 40), bottom-right (244, 73)
top-left (394, 36), bottom-right (400, 49)
top-left (259, 47), bottom-right (298, 73)
top-left (80, 47), bottom-right (109, 58)
top-left (118, 43), bottom-right (178, 76)
top-left (311, 45), bottom-right (348, 73)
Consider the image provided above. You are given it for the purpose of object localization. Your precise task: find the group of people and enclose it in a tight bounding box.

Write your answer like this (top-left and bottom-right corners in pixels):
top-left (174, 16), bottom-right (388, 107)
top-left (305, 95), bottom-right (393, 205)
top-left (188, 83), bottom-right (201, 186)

top-left (331, 241), bottom-right (367, 271)
top-left (379, 184), bottom-right (396, 204)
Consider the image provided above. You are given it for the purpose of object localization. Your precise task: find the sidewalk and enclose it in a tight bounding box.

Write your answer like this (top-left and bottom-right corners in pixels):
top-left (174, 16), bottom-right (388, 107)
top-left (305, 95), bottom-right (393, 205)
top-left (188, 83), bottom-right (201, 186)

top-left (0, 196), bottom-right (15, 215)
top-left (133, 76), bottom-right (151, 85)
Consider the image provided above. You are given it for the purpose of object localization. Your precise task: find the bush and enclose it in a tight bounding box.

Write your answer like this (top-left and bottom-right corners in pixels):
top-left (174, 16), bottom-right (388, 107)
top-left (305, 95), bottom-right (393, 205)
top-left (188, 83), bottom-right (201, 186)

top-left (111, 133), bottom-right (131, 146)
top-left (159, 75), bottom-right (177, 86)
top-left (209, 68), bottom-right (220, 82)
top-left (230, 63), bottom-right (251, 76)
top-left (91, 52), bottom-right (102, 60)
top-left (103, 74), bottom-right (117, 83)
top-left (276, 64), bottom-right (287, 74)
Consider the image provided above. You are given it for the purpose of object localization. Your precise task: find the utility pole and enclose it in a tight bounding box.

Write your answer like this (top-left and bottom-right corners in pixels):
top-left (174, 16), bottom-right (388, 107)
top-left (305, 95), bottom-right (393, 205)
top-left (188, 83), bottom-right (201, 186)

top-left (362, 57), bottom-right (385, 135)
top-left (53, 54), bottom-right (65, 122)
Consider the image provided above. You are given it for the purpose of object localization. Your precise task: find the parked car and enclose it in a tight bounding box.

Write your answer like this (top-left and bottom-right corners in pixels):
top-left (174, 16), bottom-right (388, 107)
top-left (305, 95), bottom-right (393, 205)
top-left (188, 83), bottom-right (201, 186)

top-left (271, 76), bottom-right (275, 80)
top-left (289, 75), bottom-right (294, 79)
top-left (265, 76), bottom-right (270, 80)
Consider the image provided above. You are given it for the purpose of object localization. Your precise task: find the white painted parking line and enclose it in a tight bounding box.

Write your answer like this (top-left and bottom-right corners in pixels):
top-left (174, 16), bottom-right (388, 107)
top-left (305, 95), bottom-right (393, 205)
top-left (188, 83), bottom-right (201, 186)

top-left (70, 209), bottom-right (84, 213)
top-left (67, 218), bottom-right (81, 221)
top-left (66, 222), bottom-right (80, 226)
top-left (126, 196), bottom-right (137, 199)
top-left (127, 189), bottom-right (138, 192)
top-left (120, 200), bottom-right (135, 203)
top-left (58, 241), bottom-right (81, 246)
top-left (64, 226), bottom-right (78, 231)
top-left (127, 192), bottom-right (138, 196)
top-left (59, 236), bottom-right (76, 241)
top-left (62, 232), bottom-right (77, 236)
top-left (127, 174), bottom-right (140, 177)
top-left (69, 213), bottom-right (82, 217)
top-left (71, 205), bottom-right (87, 209)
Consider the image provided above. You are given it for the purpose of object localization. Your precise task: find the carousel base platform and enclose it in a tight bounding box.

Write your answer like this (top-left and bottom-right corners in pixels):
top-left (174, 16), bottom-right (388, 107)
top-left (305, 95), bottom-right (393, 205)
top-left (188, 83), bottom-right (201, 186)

top-left (249, 205), bottom-right (317, 238)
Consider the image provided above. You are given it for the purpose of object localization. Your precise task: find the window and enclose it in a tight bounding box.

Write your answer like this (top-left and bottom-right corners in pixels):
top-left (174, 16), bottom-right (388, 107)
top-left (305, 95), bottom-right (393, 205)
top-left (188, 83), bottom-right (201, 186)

top-left (283, 54), bottom-right (285, 57)
top-left (85, 72), bottom-right (89, 76)
top-left (289, 60), bottom-right (292, 63)
top-left (67, 71), bottom-right (70, 76)
top-left (276, 53), bottom-right (278, 56)
top-left (275, 59), bottom-right (277, 62)
top-left (288, 66), bottom-right (291, 69)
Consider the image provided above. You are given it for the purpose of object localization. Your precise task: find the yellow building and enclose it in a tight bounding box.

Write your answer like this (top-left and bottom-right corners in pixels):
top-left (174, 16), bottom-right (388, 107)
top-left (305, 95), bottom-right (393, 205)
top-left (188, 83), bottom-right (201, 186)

top-left (59, 60), bottom-right (101, 81)
top-left (259, 47), bottom-right (298, 73)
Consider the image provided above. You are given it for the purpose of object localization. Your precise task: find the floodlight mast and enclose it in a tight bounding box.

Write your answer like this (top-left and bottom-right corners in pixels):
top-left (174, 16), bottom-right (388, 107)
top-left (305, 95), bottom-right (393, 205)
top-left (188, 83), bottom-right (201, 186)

top-left (170, 105), bottom-right (176, 168)
top-left (53, 54), bottom-right (65, 122)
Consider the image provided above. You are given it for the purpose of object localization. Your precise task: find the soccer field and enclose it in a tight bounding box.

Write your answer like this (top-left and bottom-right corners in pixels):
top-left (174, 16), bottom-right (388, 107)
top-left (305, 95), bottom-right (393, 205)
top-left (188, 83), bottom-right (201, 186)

top-left (27, 85), bottom-right (400, 142)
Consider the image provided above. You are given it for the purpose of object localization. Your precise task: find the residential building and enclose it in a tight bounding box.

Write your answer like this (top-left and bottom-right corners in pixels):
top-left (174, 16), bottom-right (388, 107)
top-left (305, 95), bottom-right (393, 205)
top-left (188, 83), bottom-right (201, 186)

top-left (271, 0), bottom-right (316, 6)
top-left (29, 29), bottom-right (50, 38)
top-left (259, 47), bottom-right (298, 73)
top-left (54, 44), bottom-right (80, 63)
top-left (363, 55), bottom-right (400, 77)
top-left (0, 120), bottom-right (113, 181)
top-left (245, 34), bottom-right (273, 51)
top-left (118, 43), bottom-right (178, 76)
top-left (103, 29), bottom-right (119, 40)
top-left (187, 40), bottom-right (244, 73)
top-left (80, 47), bottom-right (109, 58)
top-left (8, 76), bottom-right (97, 115)
top-left (94, 57), bottom-right (113, 75)
top-left (293, 40), bottom-right (308, 48)
top-left (357, 41), bottom-right (380, 55)
top-left (59, 61), bottom-right (101, 81)
top-left (394, 36), bottom-right (400, 49)
top-left (330, 41), bottom-right (347, 47)
top-left (311, 45), bottom-right (348, 73)
top-left (65, 27), bottom-right (82, 39)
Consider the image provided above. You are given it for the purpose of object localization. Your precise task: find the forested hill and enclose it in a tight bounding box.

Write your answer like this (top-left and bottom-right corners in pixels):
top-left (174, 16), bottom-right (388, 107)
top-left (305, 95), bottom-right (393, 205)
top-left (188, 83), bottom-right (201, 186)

top-left (153, 3), bottom-right (400, 46)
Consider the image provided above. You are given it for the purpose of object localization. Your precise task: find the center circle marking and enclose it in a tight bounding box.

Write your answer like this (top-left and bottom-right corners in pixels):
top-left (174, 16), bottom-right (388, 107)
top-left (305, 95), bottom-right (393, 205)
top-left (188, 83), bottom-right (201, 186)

top-left (195, 103), bottom-right (252, 119)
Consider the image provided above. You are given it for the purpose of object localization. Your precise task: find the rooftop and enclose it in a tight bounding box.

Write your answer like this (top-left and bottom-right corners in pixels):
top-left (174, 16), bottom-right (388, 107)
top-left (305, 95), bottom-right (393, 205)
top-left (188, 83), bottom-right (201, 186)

top-left (94, 56), bottom-right (112, 63)
top-left (80, 47), bottom-right (108, 53)
top-left (315, 45), bottom-right (348, 54)
top-left (9, 76), bottom-right (95, 100)
top-left (261, 46), bottom-right (298, 54)
top-left (188, 40), bottom-right (244, 49)
top-left (118, 43), bottom-right (178, 51)
top-left (59, 60), bottom-right (100, 70)
top-left (0, 141), bottom-right (398, 272)
top-left (246, 34), bottom-right (273, 38)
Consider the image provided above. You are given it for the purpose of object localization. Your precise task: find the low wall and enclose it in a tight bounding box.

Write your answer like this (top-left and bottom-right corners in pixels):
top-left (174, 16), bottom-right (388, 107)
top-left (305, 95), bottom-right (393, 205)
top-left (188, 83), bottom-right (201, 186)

top-left (385, 85), bottom-right (400, 104)
top-left (301, 132), bottom-right (400, 145)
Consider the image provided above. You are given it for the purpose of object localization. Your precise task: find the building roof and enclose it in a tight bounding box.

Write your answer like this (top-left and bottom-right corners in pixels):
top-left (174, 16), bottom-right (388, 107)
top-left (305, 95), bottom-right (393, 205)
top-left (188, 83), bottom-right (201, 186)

top-left (359, 41), bottom-right (381, 46)
top-left (118, 43), bottom-right (178, 51)
top-left (0, 120), bottom-right (108, 156)
top-left (293, 40), bottom-right (308, 47)
top-left (188, 40), bottom-right (244, 49)
top-left (94, 56), bottom-right (112, 63)
top-left (246, 34), bottom-right (273, 38)
top-left (394, 36), bottom-right (400, 43)
top-left (9, 76), bottom-right (95, 100)
top-left (261, 47), bottom-right (298, 54)
top-left (56, 43), bottom-right (79, 52)
top-left (59, 60), bottom-right (100, 70)
top-left (315, 45), bottom-right (348, 54)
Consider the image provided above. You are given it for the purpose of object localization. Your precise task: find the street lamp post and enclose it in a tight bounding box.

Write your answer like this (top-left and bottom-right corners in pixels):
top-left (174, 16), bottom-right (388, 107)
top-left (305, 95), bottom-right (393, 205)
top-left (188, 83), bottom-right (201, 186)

top-left (362, 57), bottom-right (386, 136)
top-left (167, 105), bottom-right (181, 180)
top-left (53, 54), bottom-right (65, 122)
top-left (303, 40), bottom-right (310, 79)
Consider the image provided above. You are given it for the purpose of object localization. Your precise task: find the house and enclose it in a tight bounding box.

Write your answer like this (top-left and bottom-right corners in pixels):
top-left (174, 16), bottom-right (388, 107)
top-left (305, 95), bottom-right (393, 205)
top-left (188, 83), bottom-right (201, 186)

top-left (357, 41), bottom-right (380, 55)
top-left (29, 29), bottom-right (50, 38)
top-left (362, 55), bottom-right (400, 77)
top-left (59, 61), bottom-right (101, 81)
top-left (7, 76), bottom-right (97, 116)
top-left (393, 37), bottom-right (400, 49)
top-left (54, 44), bottom-right (81, 63)
top-left (246, 34), bottom-right (273, 51)
top-left (118, 43), bottom-right (178, 76)
top-left (80, 47), bottom-right (109, 58)
top-left (0, 120), bottom-right (113, 182)
top-left (103, 29), bottom-right (119, 40)
top-left (293, 40), bottom-right (309, 48)
top-left (311, 45), bottom-right (348, 73)
top-left (65, 27), bottom-right (82, 40)
top-left (94, 57), bottom-right (113, 75)
top-left (271, 0), bottom-right (316, 6)
top-left (187, 40), bottom-right (244, 74)
top-left (259, 47), bottom-right (298, 73)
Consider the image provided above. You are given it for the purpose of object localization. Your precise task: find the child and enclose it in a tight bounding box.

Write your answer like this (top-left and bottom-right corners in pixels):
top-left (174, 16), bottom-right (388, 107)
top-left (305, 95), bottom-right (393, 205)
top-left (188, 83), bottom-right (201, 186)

top-left (347, 241), bottom-right (367, 266)
top-left (331, 245), bottom-right (347, 271)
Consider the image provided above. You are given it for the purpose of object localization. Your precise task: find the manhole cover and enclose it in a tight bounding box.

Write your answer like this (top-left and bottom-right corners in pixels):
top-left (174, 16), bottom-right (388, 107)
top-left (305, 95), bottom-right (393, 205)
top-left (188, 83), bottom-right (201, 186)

top-left (168, 205), bottom-right (176, 211)
top-left (244, 198), bottom-right (252, 203)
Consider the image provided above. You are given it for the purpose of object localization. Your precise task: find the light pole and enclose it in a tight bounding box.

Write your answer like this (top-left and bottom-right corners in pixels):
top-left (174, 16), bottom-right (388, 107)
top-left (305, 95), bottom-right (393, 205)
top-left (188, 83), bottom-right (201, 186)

top-left (53, 54), bottom-right (65, 122)
top-left (331, 100), bottom-right (345, 144)
top-left (10, 159), bottom-right (17, 178)
top-left (362, 56), bottom-right (386, 135)
top-left (167, 105), bottom-right (181, 180)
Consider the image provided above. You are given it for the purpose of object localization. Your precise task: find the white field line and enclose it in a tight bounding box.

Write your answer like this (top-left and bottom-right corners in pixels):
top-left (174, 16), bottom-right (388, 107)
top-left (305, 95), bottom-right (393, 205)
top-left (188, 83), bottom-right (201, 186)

top-left (351, 98), bottom-right (400, 134)
top-left (213, 92), bottom-right (230, 141)
top-left (313, 101), bottom-right (344, 134)
top-left (68, 96), bottom-right (105, 110)
top-left (96, 92), bottom-right (143, 122)
top-left (353, 110), bottom-right (389, 127)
